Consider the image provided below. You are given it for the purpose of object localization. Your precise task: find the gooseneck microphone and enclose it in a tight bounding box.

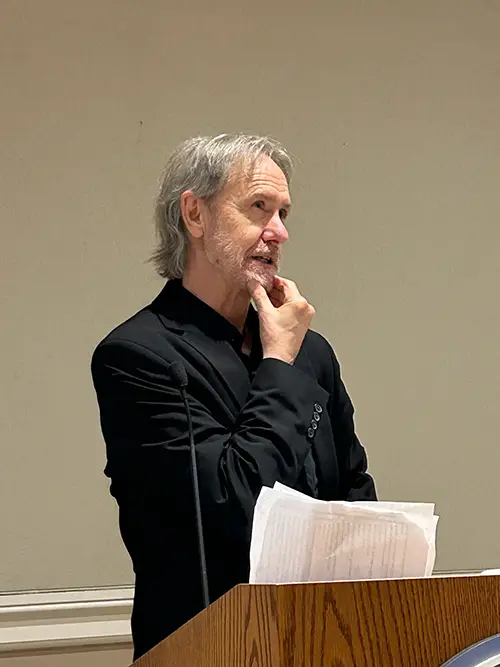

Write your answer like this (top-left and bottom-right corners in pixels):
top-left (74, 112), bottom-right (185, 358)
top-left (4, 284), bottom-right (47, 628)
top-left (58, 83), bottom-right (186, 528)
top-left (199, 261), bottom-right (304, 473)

top-left (170, 361), bottom-right (210, 610)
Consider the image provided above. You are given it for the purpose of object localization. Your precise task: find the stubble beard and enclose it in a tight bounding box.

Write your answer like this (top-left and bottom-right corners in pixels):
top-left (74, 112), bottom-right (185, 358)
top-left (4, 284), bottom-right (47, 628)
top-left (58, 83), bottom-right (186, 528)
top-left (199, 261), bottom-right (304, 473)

top-left (204, 226), bottom-right (279, 293)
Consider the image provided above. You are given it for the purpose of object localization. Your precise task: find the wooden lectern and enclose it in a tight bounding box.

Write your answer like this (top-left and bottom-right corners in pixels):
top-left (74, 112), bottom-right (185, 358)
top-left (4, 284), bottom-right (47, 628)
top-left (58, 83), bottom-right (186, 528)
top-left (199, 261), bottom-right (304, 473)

top-left (132, 575), bottom-right (500, 666)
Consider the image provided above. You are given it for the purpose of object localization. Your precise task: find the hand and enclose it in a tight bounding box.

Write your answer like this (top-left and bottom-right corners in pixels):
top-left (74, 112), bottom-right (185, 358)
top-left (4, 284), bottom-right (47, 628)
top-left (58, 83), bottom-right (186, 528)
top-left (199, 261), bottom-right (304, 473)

top-left (248, 276), bottom-right (315, 364)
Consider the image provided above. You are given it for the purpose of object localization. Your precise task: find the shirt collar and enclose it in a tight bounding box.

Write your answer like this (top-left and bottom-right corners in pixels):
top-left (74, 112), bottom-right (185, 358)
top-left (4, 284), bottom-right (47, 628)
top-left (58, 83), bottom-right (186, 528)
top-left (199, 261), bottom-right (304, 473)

top-left (154, 279), bottom-right (261, 351)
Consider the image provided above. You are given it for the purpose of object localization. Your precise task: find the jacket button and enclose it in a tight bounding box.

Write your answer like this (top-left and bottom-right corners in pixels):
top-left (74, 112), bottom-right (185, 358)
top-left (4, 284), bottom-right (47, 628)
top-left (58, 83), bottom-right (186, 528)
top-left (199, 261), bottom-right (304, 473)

top-left (313, 412), bottom-right (320, 422)
top-left (307, 427), bottom-right (315, 438)
top-left (311, 421), bottom-right (318, 430)
top-left (314, 403), bottom-right (323, 413)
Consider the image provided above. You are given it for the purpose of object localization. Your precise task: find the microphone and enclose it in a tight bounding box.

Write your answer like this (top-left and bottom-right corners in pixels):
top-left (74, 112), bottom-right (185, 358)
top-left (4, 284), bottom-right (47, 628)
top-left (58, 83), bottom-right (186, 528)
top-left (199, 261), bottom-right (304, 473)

top-left (170, 361), bottom-right (210, 610)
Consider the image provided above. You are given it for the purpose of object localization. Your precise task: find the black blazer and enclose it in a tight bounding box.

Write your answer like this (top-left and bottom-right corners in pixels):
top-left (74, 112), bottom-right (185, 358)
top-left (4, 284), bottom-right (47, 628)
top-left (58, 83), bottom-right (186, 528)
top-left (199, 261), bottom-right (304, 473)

top-left (91, 280), bottom-right (376, 659)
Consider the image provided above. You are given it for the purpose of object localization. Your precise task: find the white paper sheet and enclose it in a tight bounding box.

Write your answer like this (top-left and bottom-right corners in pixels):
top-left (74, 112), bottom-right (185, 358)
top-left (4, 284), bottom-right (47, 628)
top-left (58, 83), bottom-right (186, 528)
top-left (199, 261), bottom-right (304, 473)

top-left (250, 482), bottom-right (439, 584)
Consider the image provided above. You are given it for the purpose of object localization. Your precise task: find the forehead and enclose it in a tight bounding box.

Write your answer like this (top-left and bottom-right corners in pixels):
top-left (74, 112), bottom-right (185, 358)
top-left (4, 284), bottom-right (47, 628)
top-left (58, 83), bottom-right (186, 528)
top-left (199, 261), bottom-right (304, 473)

top-left (227, 155), bottom-right (290, 200)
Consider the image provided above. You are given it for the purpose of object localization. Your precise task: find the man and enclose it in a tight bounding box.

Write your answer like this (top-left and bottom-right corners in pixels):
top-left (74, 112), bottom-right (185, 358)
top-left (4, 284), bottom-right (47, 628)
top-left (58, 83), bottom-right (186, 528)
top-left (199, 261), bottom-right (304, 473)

top-left (91, 133), bottom-right (376, 660)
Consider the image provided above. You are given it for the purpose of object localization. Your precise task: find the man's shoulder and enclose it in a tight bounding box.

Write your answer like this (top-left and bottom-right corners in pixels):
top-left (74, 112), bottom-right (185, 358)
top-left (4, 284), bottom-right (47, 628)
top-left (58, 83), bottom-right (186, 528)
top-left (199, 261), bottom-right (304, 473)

top-left (95, 306), bottom-right (161, 348)
top-left (303, 329), bottom-right (336, 362)
top-left (91, 297), bottom-right (182, 372)
top-left (93, 280), bottom-right (186, 354)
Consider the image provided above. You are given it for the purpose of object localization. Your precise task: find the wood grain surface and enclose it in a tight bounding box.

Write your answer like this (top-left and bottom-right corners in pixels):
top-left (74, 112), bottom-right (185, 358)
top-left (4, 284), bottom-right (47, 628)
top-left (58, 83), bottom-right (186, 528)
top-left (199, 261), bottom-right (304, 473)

top-left (133, 575), bottom-right (500, 667)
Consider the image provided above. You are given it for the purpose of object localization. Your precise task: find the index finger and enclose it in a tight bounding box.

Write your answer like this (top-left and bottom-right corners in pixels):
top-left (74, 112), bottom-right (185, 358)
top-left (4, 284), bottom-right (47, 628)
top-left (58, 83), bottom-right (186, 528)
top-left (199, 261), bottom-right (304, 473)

top-left (273, 276), bottom-right (302, 301)
top-left (247, 279), bottom-right (272, 313)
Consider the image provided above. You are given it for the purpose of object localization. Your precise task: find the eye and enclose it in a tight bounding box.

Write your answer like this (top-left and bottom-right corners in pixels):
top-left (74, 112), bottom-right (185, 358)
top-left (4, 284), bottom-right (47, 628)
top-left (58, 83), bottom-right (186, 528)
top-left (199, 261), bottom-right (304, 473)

top-left (253, 200), bottom-right (266, 210)
top-left (279, 209), bottom-right (289, 221)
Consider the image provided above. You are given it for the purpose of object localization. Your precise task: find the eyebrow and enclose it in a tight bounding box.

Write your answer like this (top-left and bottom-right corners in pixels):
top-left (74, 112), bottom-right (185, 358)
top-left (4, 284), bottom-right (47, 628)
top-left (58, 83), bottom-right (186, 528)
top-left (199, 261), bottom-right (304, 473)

top-left (251, 191), bottom-right (292, 210)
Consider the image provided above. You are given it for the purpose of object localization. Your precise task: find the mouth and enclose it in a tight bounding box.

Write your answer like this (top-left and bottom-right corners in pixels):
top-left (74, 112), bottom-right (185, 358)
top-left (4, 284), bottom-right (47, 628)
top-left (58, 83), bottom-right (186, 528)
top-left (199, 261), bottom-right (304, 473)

top-left (250, 255), bottom-right (274, 266)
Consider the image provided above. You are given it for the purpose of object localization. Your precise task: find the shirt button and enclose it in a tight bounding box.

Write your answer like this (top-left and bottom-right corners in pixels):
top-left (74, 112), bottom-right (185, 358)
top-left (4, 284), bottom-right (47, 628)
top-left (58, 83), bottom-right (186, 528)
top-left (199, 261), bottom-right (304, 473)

top-left (313, 412), bottom-right (320, 422)
top-left (311, 421), bottom-right (318, 431)
top-left (314, 403), bottom-right (323, 413)
top-left (307, 427), bottom-right (315, 438)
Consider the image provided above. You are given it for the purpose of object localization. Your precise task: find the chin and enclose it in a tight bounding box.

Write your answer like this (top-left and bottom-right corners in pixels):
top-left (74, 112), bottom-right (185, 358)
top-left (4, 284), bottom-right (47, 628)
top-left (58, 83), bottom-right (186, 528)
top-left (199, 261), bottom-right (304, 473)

top-left (245, 267), bottom-right (275, 292)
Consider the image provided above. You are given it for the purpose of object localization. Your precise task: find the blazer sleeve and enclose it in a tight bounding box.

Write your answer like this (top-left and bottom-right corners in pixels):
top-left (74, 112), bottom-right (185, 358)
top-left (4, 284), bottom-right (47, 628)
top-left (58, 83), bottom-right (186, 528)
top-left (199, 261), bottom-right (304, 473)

top-left (91, 338), bottom-right (330, 524)
top-left (328, 346), bottom-right (377, 501)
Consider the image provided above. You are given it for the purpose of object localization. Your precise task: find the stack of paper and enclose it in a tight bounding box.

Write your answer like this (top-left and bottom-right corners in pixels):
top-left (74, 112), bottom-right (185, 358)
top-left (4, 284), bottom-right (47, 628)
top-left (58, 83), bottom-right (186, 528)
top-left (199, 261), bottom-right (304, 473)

top-left (250, 483), bottom-right (439, 584)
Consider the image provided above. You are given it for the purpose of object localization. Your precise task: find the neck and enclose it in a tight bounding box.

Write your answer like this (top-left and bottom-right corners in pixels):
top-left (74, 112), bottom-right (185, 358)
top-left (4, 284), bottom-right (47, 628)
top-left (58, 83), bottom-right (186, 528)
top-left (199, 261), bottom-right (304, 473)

top-left (182, 267), bottom-right (250, 333)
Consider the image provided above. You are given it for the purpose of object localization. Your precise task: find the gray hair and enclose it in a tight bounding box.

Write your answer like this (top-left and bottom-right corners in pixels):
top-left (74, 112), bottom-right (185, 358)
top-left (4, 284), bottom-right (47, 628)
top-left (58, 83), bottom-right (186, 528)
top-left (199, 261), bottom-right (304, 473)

top-left (150, 133), bottom-right (294, 279)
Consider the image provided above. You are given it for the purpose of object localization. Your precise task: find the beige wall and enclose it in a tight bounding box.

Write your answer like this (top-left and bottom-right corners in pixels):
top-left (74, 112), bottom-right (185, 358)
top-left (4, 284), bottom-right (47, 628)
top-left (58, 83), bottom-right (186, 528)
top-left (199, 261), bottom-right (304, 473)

top-left (1, 0), bottom-right (499, 593)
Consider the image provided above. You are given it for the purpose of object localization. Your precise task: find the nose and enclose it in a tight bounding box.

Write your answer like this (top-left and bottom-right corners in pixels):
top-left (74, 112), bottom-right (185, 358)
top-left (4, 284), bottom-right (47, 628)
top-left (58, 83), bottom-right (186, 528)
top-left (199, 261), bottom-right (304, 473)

top-left (262, 211), bottom-right (289, 244)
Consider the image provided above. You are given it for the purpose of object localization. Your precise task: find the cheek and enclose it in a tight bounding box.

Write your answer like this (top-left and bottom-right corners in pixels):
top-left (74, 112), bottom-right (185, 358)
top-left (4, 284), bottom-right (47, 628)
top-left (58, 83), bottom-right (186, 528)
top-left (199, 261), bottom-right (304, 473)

top-left (244, 222), bottom-right (266, 245)
top-left (218, 208), bottom-right (263, 252)
top-left (243, 232), bottom-right (264, 254)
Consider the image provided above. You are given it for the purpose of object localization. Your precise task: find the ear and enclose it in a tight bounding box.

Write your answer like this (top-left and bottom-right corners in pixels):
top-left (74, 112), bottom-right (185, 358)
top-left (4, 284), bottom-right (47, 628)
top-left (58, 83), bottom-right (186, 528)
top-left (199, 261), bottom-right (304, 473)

top-left (180, 191), bottom-right (207, 239)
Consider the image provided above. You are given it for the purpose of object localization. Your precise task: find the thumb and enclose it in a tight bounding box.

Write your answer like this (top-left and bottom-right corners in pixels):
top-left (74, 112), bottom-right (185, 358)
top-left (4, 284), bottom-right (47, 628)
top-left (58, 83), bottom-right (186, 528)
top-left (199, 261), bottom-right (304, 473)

top-left (247, 279), bottom-right (272, 313)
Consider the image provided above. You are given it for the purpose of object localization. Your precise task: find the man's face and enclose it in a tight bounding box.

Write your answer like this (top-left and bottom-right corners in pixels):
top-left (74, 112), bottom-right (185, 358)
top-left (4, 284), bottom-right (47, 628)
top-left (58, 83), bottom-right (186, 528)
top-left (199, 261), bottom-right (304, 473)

top-left (203, 155), bottom-right (291, 292)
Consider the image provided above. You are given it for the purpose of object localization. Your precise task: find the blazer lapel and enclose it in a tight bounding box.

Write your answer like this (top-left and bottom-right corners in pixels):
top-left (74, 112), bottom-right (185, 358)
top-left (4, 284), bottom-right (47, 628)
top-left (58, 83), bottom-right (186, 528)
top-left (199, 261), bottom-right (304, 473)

top-left (151, 279), bottom-right (253, 414)
top-left (156, 312), bottom-right (250, 414)
top-left (183, 326), bottom-right (251, 410)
